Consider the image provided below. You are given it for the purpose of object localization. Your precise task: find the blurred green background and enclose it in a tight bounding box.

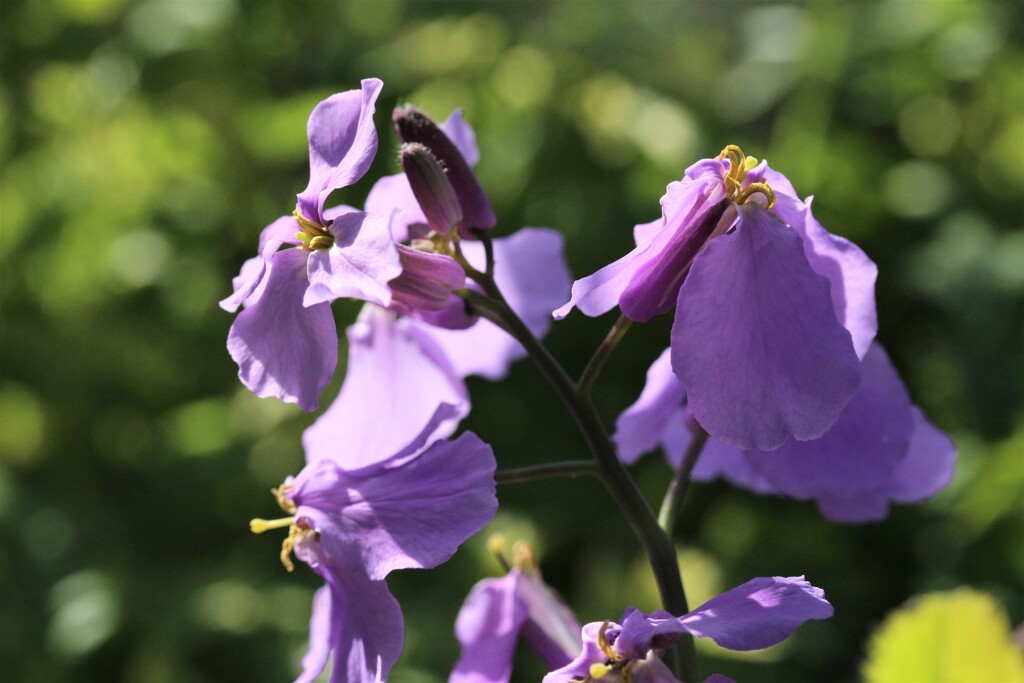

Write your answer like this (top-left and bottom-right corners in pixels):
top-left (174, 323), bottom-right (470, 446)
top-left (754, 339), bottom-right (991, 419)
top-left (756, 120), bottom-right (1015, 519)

top-left (1, 0), bottom-right (1022, 681)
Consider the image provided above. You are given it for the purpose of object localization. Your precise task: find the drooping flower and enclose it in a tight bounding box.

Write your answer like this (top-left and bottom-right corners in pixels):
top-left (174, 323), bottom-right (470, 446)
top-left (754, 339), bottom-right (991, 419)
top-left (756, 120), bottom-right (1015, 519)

top-left (544, 576), bottom-right (833, 683)
top-left (450, 541), bottom-right (582, 683)
top-left (222, 79), bottom-right (402, 411)
top-left (556, 146), bottom-right (876, 451)
top-left (614, 345), bottom-right (956, 523)
top-left (251, 405), bottom-right (498, 683)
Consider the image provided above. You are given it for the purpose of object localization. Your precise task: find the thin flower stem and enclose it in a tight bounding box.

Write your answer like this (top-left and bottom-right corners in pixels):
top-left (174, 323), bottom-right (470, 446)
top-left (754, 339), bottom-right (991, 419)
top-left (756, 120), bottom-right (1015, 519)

top-left (577, 314), bottom-right (633, 398)
top-left (459, 277), bottom-right (700, 683)
top-left (496, 460), bottom-right (599, 485)
top-left (658, 426), bottom-right (710, 536)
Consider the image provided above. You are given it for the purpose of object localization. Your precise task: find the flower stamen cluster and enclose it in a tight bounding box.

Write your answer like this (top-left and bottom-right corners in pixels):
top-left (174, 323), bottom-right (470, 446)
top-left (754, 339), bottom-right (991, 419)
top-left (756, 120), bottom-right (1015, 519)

top-left (293, 209), bottom-right (335, 251)
top-left (248, 484), bottom-right (314, 572)
top-left (717, 144), bottom-right (775, 209)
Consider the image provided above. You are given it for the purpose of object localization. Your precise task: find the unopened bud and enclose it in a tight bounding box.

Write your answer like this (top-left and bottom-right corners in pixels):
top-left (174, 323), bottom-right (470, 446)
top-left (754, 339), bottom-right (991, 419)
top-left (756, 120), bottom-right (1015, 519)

top-left (388, 245), bottom-right (467, 314)
top-left (401, 143), bottom-right (463, 235)
top-left (393, 105), bottom-right (496, 237)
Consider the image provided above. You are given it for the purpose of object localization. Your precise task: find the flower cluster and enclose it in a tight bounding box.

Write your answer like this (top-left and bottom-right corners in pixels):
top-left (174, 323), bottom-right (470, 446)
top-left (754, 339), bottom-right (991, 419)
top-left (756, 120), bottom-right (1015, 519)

top-left (226, 80), bottom-right (955, 682)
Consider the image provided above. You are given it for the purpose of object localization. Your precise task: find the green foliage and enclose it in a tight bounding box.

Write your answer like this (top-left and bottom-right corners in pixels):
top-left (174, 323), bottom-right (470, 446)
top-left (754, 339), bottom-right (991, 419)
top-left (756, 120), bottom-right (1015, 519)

top-left (863, 590), bottom-right (1024, 683)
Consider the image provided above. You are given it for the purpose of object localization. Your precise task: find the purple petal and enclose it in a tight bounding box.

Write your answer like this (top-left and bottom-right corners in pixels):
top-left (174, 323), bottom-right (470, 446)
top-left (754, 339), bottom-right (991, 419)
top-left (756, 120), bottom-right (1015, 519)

top-left (517, 571), bottom-right (582, 669)
top-left (227, 248), bottom-right (337, 412)
top-left (553, 246), bottom-right (651, 320)
top-left (221, 216), bottom-right (300, 312)
top-left (293, 432), bottom-right (497, 581)
top-left (441, 109), bottom-right (481, 166)
top-left (296, 79), bottom-right (383, 225)
top-left (671, 203), bottom-right (861, 450)
top-left (365, 173), bottom-right (423, 244)
top-left (676, 576), bottom-right (833, 651)
top-left (618, 179), bottom-right (729, 322)
top-left (450, 573), bottom-right (529, 683)
top-left (388, 247), bottom-right (466, 314)
top-left (302, 571), bottom-right (403, 683)
top-left (296, 587), bottom-right (334, 683)
top-left (816, 407), bottom-right (956, 523)
top-left (743, 344), bottom-right (913, 499)
top-left (633, 218), bottom-right (663, 248)
top-left (690, 438), bottom-right (778, 494)
top-left (302, 307), bottom-right (469, 468)
top-left (541, 622), bottom-right (610, 683)
top-left (614, 349), bottom-right (687, 465)
top-left (427, 229), bottom-right (571, 379)
top-left (768, 184), bottom-right (878, 358)
top-left (304, 211), bottom-right (402, 308)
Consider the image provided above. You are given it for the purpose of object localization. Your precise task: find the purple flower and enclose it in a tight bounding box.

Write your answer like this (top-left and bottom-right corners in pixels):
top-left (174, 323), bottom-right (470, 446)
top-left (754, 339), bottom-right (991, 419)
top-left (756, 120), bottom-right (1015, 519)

top-left (304, 227), bottom-right (570, 467)
top-left (222, 79), bottom-right (402, 411)
top-left (451, 547), bottom-right (582, 683)
top-left (556, 147), bottom-right (876, 450)
top-left (251, 405), bottom-right (498, 683)
top-left (544, 577), bottom-right (832, 683)
top-left (614, 345), bottom-right (956, 523)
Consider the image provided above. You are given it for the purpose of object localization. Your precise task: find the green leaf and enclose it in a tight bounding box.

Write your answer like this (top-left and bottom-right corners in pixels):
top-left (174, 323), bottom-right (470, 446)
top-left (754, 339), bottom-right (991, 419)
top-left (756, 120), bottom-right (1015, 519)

top-left (863, 589), bottom-right (1024, 683)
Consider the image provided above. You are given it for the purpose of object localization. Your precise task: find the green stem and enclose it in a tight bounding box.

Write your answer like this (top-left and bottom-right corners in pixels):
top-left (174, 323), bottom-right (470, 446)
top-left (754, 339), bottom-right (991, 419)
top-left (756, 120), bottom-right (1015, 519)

top-left (577, 314), bottom-right (633, 398)
top-left (496, 460), bottom-right (599, 485)
top-left (658, 426), bottom-right (710, 536)
top-left (459, 280), bottom-right (700, 683)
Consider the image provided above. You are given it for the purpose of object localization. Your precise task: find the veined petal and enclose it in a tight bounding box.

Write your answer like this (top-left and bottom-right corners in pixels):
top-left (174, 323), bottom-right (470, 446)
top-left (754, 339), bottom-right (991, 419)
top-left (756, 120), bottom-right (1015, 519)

top-left (227, 248), bottom-right (337, 412)
top-left (221, 216), bottom-right (300, 312)
top-left (304, 211), bottom-right (401, 308)
top-left (743, 344), bottom-right (913, 499)
top-left (302, 307), bottom-right (469, 468)
top-left (671, 202), bottom-right (861, 450)
top-left (292, 432), bottom-right (497, 581)
top-left (297, 79), bottom-right (383, 224)
top-left (296, 587), bottom-right (334, 683)
top-left (427, 229), bottom-right (571, 379)
top-left (769, 183), bottom-right (878, 358)
top-left (676, 576), bottom-right (833, 651)
top-left (450, 573), bottom-right (529, 683)
top-left (816, 406), bottom-right (956, 523)
top-left (293, 571), bottom-right (403, 683)
top-left (614, 349), bottom-right (687, 465)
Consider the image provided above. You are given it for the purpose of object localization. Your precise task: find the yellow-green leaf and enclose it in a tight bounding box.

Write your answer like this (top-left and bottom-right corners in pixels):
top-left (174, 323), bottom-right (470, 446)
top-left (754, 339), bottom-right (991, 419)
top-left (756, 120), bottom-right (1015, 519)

top-left (863, 589), bottom-right (1024, 683)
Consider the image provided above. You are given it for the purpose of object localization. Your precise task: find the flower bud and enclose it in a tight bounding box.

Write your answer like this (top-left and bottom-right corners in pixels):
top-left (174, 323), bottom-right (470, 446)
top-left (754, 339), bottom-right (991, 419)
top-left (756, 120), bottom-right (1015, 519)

top-left (400, 143), bottom-right (463, 235)
top-left (393, 105), bottom-right (496, 237)
top-left (388, 245), bottom-right (467, 314)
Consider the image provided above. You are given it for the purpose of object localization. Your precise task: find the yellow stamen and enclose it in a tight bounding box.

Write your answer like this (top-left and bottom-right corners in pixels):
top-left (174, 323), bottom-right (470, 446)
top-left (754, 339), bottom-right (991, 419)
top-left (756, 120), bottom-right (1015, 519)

top-left (589, 663), bottom-right (612, 679)
top-left (292, 209), bottom-right (334, 251)
top-left (735, 181), bottom-right (776, 209)
top-left (273, 484), bottom-right (296, 514)
top-left (513, 541), bottom-right (538, 573)
top-left (279, 524), bottom-right (312, 573)
top-left (250, 516), bottom-right (295, 534)
top-left (596, 621), bottom-right (620, 661)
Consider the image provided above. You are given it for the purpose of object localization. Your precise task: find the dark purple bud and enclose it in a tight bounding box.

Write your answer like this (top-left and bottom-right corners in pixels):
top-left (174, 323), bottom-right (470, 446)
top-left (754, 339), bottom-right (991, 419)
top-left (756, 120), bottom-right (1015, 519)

top-left (401, 143), bottom-right (463, 235)
top-left (393, 105), bottom-right (496, 237)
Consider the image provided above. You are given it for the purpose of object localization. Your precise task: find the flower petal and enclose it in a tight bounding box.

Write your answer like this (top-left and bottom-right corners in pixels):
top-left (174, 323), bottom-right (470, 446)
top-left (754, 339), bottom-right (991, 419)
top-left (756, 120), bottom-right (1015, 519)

top-left (227, 248), bottom-right (336, 412)
top-left (302, 307), bottom-right (469, 468)
top-left (304, 211), bottom-right (401, 308)
top-left (743, 344), bottom-right (914, 499)
top-left (450, 573), bottom-right (529, 683)
top-left (296, 79), bottom-right (383, 224)
top-left (300, 572), bottom-right (403, 683)
top-left (614, 349), bottom-right (687, 465)
top-left (427, 229), bottom-right (571, 379)
top-left (671, 203), bottom-right (861, 450)
top-left (769, 183), bottom-right (878, 358)
top-left (295, 586), bottom-right (334, 683)
top-left (676, 576), bottom-right (833, 651)
top-left (221, 216), bottom-right (300, 312)
top-left (815, 407), bottom-right (956, 523)
top-left (541, 622), bottom-right (610, 683)
top-left (294, 431), bottom-right (497, 581)
top-left (552, 245), bottom-right (651, 320)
